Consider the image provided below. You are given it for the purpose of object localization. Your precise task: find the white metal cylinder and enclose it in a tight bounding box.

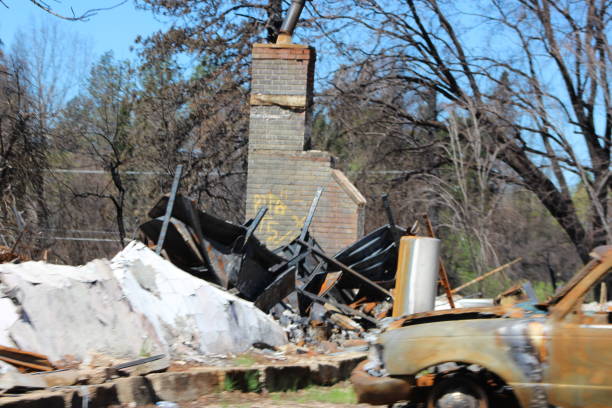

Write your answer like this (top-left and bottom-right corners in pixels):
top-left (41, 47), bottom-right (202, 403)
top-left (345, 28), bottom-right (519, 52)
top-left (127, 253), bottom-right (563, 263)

top-left (392, 236), bottom-right (440, 317)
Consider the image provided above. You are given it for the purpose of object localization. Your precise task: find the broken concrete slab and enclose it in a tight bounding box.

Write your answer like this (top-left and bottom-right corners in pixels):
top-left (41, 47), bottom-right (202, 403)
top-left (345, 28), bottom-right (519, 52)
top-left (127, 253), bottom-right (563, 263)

top-left (0, 259), bottom-right (162, 362)
top-left (262, 365), bottom-right (311, 392)
top-left (32, 370), bottom-right (81, 387)
top-left (113, 376), bottom-right (154, 405)
top-left (0, 299), bottom-right (18, 351)
top-left (335, 353), bottom-right (367, 380)
top-left (77, 367), bottom-right (116, 385)
top-left (117, 355), bottom-right (170, 377)
top-left (147, 368), bottom-right (221, 402)
top-left (0, 242), bottom-right (287, 365)
top-left (0, 361), bottom-right (16, 375)
top-left (0, 371), bottom-right (46, 393)
top-left (0, 391), bottom-right (65, 408)
top-left (112, 242), bottom-right (287, 356)
top-left (310, 362), bottom-right (340, 385)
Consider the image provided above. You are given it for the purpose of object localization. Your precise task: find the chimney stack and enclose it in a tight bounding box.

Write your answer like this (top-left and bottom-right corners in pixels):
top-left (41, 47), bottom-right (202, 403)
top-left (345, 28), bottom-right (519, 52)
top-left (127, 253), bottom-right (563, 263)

top-left (246, 42), bottom-right (365, 253)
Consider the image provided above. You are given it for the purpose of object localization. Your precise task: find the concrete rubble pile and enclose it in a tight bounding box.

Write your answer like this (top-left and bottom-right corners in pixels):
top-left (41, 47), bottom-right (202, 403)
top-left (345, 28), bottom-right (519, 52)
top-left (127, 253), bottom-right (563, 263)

top-left (0, 241), bottom-right (287, 365)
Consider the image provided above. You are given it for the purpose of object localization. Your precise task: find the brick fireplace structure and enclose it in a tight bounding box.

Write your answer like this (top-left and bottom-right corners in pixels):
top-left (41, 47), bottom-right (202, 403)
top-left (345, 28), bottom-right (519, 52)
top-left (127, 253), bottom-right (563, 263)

top-left (245, 43), bottom-right (366, 254)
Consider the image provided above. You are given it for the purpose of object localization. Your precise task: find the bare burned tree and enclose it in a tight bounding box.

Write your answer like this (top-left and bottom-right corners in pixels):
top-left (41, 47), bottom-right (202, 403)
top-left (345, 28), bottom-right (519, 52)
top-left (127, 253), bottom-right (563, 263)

top-left (0, 1), bottom-right (128, 21)
top-left (56, 53), bottom-right (136, 247)
top-left (316, 0), bottom-right (610, 264)
top-left (134, 0), bottom-right (286, 220)
top-left (0, 51), bottom-right (47, 255)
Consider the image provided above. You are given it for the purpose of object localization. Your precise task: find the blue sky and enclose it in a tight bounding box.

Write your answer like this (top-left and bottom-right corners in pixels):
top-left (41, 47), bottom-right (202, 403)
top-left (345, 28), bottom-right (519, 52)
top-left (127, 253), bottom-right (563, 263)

top-left (0, 1), bottom-right (168, 60)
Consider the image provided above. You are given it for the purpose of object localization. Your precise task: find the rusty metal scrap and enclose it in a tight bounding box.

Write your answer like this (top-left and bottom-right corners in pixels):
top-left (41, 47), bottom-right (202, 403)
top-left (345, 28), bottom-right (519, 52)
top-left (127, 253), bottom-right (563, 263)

top-left (495, 281), bottom-right (538, 306)
top-left (0, 345), bottom-right (54, 373)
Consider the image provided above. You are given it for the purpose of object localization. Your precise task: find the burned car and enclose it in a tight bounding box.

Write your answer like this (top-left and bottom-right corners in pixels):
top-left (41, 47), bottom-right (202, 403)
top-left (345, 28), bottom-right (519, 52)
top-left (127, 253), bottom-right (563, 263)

top-left (352, 246), bottom-right (612, 408)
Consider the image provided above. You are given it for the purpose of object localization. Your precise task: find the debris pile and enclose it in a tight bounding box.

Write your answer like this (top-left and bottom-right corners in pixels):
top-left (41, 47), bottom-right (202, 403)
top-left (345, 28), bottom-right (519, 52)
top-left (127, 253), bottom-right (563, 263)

top-left (0, 189), bottom-right (533, 406)
top-left (139, 192), bottom-right (406, 337)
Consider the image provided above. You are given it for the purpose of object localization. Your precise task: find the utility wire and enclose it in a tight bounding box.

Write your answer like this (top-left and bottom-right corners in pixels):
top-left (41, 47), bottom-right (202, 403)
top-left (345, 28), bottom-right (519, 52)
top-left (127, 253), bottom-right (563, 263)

top-left (44, 169), bottom-right (164, 175)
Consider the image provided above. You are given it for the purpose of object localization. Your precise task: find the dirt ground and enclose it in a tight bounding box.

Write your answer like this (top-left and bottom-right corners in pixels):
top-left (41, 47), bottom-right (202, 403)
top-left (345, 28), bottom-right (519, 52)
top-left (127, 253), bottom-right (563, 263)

top-left (177, 382), bottom-right (381, 408)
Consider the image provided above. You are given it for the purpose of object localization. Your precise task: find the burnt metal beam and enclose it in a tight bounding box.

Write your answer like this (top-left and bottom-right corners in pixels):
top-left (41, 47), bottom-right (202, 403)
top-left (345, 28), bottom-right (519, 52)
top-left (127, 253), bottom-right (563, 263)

top-left (299, 187), bottom-right (323, 242)
top-left (296, 239), bottom-right (394, 299)
top-left (255, 266), bottom-right (297, 313)
top-left (241, 206), bottom-right (268, 252)
top-left (156, 164), bottom-right (183, 255)
top-left (382, 193), bottom-right (401, 248)
top-left (112, 354), bottom-right (165, 370)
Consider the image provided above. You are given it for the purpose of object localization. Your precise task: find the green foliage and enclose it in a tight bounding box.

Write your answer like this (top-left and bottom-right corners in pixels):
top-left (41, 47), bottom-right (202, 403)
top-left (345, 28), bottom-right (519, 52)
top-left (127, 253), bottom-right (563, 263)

top-left (232, 355), bottom-right (257, 367)
top-left (245, 370), bottom-right (261, 393)
top-left (223, 370), bottom-right (261, 393)
top-left (443, 231), bottom-right (480, 284)
top-left (223, 375), bottom-right (237, 392)
top-left (532, 280), bottom-right (556, 302)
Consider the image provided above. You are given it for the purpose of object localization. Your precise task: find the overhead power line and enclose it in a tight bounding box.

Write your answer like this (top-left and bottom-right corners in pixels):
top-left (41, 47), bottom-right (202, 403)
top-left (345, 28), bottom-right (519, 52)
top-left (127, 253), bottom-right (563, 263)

top-left (44, 168), bottom-right (164, 175)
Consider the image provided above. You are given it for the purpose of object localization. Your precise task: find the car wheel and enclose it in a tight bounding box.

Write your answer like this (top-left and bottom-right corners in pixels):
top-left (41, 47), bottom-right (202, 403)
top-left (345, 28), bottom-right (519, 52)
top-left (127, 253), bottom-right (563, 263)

top-left (426, 375), bottom-right (489, 408)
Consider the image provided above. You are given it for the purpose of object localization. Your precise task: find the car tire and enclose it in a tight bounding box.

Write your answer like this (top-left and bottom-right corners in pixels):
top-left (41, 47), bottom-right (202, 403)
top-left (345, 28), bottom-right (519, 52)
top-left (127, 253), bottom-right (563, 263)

top-left (426, 375), bottom-right (489, 408)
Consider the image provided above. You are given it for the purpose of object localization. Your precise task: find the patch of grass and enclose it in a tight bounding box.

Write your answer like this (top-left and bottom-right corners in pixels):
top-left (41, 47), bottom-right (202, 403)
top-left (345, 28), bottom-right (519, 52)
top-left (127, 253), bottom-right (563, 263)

top-left (232, 355), bottom-right (257, 367)
top-left (270, 384), bottom-right (357, 404)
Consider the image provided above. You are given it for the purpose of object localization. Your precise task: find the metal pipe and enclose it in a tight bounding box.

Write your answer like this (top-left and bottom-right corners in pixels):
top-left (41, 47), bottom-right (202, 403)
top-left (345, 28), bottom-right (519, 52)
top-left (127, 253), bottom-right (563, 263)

top-left (392, 236), bottom-right (440, 317)
top-left (277, 0), bottom-right (306, 43)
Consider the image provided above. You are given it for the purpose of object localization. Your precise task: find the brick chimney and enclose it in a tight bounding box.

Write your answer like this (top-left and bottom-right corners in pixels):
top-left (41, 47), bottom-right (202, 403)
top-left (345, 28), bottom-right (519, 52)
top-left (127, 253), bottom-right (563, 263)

top-left (246, 43), bottom-right (365, 254)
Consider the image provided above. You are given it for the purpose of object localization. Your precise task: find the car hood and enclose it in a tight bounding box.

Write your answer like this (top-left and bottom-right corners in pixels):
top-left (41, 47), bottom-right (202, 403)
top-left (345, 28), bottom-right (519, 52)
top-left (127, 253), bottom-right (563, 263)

top-left (386, 302), bottom-right (548, 330)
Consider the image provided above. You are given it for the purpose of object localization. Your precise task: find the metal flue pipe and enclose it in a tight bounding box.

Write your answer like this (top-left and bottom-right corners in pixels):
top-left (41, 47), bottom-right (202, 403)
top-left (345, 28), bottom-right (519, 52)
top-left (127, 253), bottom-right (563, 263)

top-left (276, 0), bottom-right (306, 44)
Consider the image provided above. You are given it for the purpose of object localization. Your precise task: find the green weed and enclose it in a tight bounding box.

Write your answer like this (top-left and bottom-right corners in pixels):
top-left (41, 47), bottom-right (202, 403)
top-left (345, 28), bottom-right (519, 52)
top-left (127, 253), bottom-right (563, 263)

top-left (270, 384), bottom-right (357, 404)
top-left (245, 370), bottom-right (261, 392)
top-left (232, 355), bottom-right (257, 367)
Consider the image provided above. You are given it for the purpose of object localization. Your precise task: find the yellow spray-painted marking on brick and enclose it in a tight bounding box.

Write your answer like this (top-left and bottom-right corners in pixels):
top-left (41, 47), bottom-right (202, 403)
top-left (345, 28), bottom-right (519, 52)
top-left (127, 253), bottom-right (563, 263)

top-left (253, 191), bottom-right (306, 247)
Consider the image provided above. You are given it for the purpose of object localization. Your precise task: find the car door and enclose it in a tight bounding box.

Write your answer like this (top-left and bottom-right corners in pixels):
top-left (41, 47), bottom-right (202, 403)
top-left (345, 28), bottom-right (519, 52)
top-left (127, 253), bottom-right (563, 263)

top-left (546, 266), bottom-right (612, 408)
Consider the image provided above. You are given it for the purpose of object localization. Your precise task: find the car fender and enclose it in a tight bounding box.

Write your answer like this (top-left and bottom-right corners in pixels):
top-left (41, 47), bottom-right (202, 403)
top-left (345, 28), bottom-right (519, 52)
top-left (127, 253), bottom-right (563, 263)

top-left (380, 317), bottom-right (550, 408)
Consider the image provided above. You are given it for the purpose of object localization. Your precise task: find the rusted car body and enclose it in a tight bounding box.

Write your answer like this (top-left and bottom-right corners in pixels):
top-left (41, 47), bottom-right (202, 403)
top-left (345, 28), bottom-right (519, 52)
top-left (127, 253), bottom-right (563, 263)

top-left (352, 246), bottom-right (612, 408)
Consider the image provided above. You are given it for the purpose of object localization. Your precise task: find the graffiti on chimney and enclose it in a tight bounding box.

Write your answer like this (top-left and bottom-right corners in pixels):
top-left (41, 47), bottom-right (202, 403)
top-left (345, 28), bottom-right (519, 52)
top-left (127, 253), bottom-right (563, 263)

top-left (252, 191), bottom-right (306, 247)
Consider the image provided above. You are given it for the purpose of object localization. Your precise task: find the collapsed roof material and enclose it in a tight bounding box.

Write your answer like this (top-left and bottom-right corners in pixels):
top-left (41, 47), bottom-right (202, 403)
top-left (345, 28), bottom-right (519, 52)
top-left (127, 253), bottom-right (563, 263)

top-left (140, 195), bottom-right (287, 300)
